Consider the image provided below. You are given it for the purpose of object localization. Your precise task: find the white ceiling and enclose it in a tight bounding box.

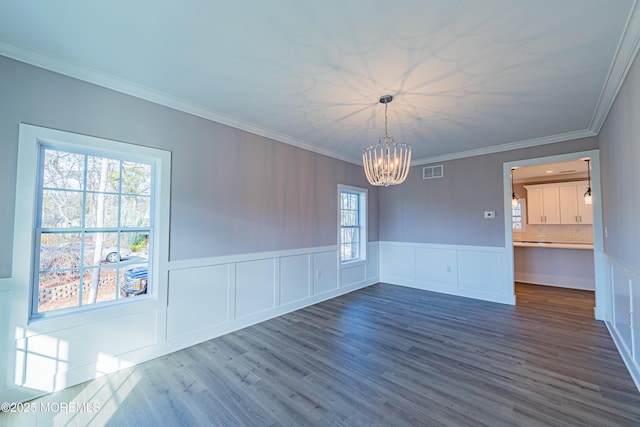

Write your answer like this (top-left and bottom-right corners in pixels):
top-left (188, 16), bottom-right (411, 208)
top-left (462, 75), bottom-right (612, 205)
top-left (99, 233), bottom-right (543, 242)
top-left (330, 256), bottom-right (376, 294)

top-left (512, 159), bottom-right (590, 183)
top-left (1, 1), bottom-right (639, 165)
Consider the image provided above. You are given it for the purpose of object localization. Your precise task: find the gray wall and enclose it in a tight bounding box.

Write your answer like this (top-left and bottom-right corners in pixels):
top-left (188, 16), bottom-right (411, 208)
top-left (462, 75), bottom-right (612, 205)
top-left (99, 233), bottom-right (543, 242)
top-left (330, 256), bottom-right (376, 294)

top-left (0, 56), bottom-right (378, 277)
top-left (379, 137), bottom-right (598, 247)
top-left (599, 51), bottom-right (640, 272)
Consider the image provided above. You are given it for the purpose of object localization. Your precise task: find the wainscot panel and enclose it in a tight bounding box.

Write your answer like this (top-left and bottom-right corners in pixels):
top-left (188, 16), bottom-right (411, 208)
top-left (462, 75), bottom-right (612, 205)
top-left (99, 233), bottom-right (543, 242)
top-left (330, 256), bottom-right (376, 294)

top-left (367, 242), bottom-right (380, 281)
top-left (236, 258), bottom-right (276, 319)
top-left (604, 254), bottom-right (640, 391)
top-left (340, 263), bottom-right (366, 287)
top-left (457, 249), bottom-right (505, 297)
top-left (312, 250), bottom-right (339, 295)
top-left (415, 247), bottom-right (457, 291)
top-left (167, 264), bottom-right (230, 339)
top-left (380, 243), bottom-right (415, 283)
top-left (280, 254), bottom-right (311, 305)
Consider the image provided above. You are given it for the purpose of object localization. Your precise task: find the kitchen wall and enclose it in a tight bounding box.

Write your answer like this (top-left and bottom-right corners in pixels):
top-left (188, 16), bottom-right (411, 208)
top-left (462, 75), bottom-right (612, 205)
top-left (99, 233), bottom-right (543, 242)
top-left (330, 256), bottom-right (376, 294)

top-left (514, 224), bottom-right (593, 244)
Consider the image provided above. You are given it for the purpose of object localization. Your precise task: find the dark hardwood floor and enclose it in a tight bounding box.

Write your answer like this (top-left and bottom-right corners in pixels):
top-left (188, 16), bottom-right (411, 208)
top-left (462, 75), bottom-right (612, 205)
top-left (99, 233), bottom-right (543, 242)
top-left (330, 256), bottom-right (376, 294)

top-left (4, 283), bottom-right (640, 426)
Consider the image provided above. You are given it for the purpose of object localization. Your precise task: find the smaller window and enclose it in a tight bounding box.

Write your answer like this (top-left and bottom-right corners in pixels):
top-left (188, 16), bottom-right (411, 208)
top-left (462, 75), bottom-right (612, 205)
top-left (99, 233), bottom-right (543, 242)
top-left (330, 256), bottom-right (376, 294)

top-left (512, 199), bottom-right (526, 231)
top-left (339, 186), bottom-right (367, 263)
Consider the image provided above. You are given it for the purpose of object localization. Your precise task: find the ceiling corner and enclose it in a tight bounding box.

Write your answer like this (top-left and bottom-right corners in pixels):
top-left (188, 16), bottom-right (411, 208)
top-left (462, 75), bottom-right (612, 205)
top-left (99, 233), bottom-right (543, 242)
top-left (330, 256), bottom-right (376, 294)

top-left (589, 0), bottom-right (640, 134)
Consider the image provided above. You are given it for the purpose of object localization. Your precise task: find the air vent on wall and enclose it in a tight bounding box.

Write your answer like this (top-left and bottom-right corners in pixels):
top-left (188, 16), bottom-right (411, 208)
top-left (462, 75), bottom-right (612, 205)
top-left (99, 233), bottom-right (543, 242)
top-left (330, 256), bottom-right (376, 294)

top-left (423, 165), bottom-right (443, 180)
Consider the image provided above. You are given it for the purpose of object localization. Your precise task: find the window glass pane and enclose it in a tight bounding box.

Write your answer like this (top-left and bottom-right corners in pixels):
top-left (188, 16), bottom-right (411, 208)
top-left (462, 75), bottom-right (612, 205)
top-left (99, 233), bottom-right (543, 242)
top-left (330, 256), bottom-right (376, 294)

top-left (39, 233), bottom-right (82, 271)
top-left (83, 232), bottom-right (120, 266)
top-left (37, 270), bottom-right (81, 313)
top-left (122, 161), bottom-right (151, 195)
top-left (81, 266), bottom-right (119, 305)
top-left (350, 211), bottom-right (358, 226)
top-left (43, 149), bottom-right (84, 190)
top-left (350, 243), bottom-right (359, 259)
top-left (42, 190), bottom-right (83, 228)
top-left (349, 194), bottom-right (357, 210)
top-left (121, 263), bottom-right (149, 298)
top-left (121, 196), bottom-right (151, 227)
top-left (122, 231), bottom-right (149, 257)
top-left (85, 194), bottom-right (120, 228)
top-left (86, 156), bottom-right (121, 193)
top-left (341, 212), bottom-right (348, 227)
top-left (512, 201), bottom-right (524, 230)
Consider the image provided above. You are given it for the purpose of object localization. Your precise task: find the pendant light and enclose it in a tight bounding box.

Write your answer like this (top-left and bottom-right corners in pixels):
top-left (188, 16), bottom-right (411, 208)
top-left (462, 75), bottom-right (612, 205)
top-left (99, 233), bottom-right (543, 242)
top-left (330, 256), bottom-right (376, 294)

top-left (511, 168), bottom-right (519, 208)
top-left (363, 95), bottom-right (412, 187)
top-left (584, 159), bottom-right (592, 205)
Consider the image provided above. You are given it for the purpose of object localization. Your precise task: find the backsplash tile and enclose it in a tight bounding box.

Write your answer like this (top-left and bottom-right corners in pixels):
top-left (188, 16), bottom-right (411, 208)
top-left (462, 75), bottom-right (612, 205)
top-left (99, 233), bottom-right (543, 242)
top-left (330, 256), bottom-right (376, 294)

top-left (513, 224), bottom-right (593, 243)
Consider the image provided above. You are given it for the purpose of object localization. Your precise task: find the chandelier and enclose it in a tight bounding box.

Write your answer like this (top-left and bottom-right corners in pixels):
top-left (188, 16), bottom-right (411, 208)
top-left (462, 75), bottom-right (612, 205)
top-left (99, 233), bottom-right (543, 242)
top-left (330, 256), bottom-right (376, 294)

top-left (362, 95), bottom-right (412, 186)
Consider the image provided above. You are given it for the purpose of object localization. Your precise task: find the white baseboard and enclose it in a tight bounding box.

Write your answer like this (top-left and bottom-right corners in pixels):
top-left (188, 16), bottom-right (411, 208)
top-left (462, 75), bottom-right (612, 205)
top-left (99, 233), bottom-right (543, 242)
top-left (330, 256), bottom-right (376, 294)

top-left (606, 321), bottom-right (640, 393)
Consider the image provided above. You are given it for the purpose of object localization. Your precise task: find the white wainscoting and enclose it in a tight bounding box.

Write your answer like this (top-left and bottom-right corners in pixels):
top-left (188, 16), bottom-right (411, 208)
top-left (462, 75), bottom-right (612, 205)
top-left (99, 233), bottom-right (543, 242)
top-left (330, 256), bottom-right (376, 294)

top-left (164, 242), bottom-right (379, 352)
top-left (0, 244), bottom-right (379, 404)
top-left (602, 254), bottom-right (640, 391)
top-left (379, 241), bottom-right (515, 305)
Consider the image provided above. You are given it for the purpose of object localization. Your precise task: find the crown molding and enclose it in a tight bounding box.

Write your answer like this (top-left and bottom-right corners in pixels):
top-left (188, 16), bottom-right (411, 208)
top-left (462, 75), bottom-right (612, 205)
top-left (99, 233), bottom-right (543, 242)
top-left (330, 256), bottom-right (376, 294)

top-left (411, 129), bottom-right (597, 166)
top-left (0, 42), bottom-right (359, 166)
top-left (589, 0), bottom-right (640, 133)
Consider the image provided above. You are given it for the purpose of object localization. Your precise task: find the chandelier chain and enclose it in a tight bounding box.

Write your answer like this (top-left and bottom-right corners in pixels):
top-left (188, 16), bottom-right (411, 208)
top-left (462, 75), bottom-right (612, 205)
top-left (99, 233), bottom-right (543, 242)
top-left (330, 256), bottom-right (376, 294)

top-left (384, 102), bottom-right (388, 139)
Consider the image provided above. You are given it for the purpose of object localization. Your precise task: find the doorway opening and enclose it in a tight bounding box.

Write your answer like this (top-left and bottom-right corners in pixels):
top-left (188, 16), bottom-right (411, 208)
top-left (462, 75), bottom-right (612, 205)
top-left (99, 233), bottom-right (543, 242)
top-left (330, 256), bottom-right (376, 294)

top-left (503, 149), bottom-right (605, 319)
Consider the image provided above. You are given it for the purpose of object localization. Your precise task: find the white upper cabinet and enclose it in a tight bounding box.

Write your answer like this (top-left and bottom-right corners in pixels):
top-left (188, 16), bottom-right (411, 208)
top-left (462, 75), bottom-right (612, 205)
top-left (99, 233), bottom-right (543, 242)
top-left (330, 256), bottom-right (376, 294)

top-left (525, 186), bottom-right (560, 224)
top-left (525, 181), bottom-right (592, 225)
top-left (559, 182), bottom-right (593, 224)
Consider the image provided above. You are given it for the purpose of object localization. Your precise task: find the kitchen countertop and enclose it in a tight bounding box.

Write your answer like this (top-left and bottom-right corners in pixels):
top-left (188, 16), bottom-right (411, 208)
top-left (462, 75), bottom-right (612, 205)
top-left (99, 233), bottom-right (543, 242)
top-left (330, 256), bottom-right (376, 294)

top-left (513, 241), bottom-right (594, 250)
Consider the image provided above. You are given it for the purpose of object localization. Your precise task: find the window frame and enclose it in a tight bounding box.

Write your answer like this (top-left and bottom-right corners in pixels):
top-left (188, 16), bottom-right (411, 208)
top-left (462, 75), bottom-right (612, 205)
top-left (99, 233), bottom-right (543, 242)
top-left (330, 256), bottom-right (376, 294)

top-left (14, 124), bottom-right (171, 324)
top-left (338, 185), bottom-right (367, 265)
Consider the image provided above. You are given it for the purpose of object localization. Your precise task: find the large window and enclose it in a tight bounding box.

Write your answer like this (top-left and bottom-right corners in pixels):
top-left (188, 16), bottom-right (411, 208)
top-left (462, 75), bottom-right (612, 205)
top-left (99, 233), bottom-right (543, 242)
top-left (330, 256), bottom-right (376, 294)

top-left (339, 185), bottom-right (367, 263)
top-left (16, 124), bottom-right (170, 320)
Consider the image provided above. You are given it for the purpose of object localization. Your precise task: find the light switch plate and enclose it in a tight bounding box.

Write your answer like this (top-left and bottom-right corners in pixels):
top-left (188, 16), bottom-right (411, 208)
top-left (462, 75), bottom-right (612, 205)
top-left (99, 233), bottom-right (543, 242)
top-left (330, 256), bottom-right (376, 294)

top-left (484, 211), bottom-right (495, 219)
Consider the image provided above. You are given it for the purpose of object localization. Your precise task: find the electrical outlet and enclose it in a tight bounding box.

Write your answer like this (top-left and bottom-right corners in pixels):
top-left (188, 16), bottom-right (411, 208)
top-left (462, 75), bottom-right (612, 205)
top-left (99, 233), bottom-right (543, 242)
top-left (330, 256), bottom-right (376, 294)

top-left (484, 211), bottom-right (495, 219)
top-left (316, 269), bottom-right (321, 279)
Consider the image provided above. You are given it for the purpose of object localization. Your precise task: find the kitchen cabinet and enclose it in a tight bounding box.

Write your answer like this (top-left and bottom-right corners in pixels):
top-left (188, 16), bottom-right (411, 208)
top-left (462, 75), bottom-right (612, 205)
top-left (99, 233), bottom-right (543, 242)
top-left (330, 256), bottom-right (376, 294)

top-left (559, 182), bottom-right (593, 224)
top-left (525, 186), bottom-right (560, 224)
top-left (524, 181), bottom-right (593, 225)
